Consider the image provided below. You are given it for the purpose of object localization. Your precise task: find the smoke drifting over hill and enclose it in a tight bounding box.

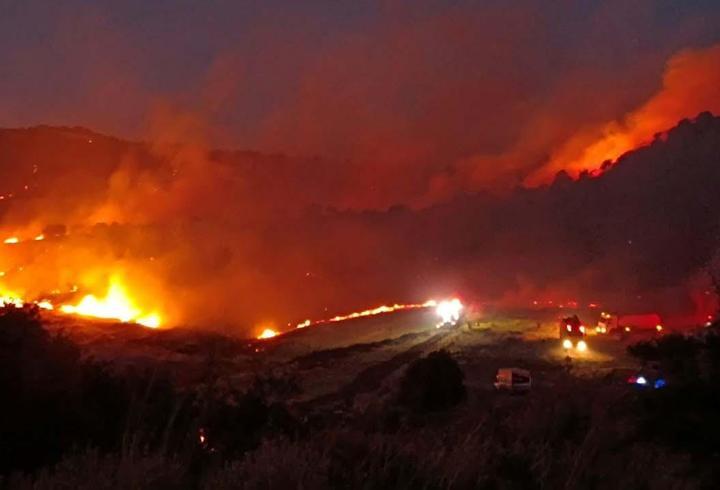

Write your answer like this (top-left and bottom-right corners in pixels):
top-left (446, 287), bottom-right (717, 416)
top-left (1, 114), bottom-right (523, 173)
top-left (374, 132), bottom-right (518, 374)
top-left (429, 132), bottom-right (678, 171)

top-left (1, 111), bottom-right (719, 334)
top-left (1, 1), bottom-right (720, 333)
top-left (528, 43), bottom-right (720, 184)
top-left (2, 2), bottom-right (720, 205)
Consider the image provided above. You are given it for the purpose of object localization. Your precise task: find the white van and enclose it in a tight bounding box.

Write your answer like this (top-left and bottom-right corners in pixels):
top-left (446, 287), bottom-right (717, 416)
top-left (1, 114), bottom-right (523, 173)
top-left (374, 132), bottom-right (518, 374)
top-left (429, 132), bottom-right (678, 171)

top-left (494, 368), bottom-right (532, 392)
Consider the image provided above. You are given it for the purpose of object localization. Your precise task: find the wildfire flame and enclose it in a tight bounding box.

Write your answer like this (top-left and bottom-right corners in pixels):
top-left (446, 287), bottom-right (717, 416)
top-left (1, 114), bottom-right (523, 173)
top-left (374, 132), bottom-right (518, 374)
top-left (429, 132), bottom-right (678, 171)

top-left (36, 300), bottom-right (54, 310)
top-left (3, 234), bottom-right (46, 244)
top-left (313, 299), bottom-right (438, 326)
top-left (0, 278), bottom-right (159, 328)
top-left (59, 278), bottom-right (161, 328)
top-left (0, 295), bottom-right (25, 308)
top-left (257, 298), bottom-right (462, 340)
top-left (257, 328), bottom-right (278, 339)
top-left (527, 43), bottom-right (720, 184)
top-left (0, 286), bottom-right (55, 310)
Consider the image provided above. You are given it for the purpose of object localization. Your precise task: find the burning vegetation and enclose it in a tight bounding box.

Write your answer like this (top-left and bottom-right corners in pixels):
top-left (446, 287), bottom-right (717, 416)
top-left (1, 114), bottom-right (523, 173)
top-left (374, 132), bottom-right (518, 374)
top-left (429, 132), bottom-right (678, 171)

top-left (527, 43), bottom-right (720, 184)
top-left (0, 219), bottom-right (164, 328)
top-left (58, 277), bottom-right (161, 328)
top-left (1, 110), bottom-right (720, 334)
top-left (0, 45), bottom-right (717, 336)
top-left (255, 298), bottom-right (463, 339)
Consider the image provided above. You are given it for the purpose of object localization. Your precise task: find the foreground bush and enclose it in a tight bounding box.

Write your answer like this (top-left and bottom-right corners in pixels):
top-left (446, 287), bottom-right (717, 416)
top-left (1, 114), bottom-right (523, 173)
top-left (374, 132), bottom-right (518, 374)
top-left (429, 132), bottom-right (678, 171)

top-left (398, 350), bottom-right (466, 412)
top-left (0, 306), bottom-right (131, 474)
top-left (628, 330), bottom-right (720, 459)
top-left (204, 439), bottom-right (329, 490)
top-left (9, 422), bottom-right (701, 490)
top-left (7, 450), bottom-right (186, 490)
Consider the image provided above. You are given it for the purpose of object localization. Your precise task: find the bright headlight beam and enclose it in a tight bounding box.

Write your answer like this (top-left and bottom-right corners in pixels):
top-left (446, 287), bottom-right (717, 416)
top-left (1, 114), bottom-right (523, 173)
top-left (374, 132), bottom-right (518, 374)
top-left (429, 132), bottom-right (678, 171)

top-left (435, 298), bottom-right (463, 326)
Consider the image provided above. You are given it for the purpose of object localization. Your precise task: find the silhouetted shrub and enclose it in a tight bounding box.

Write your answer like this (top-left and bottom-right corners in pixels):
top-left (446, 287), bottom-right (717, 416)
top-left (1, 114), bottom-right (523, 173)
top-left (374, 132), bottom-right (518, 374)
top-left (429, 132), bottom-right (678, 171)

top-left (0, 306), bottom-right (129, 473)
top-left (7, 450), bottom-right (187, 490)
top-left (203, 439), bottom-right (329, 490)
top-left (628, 330), bottom-right (720, 455)
top-left (199, 392), bottom-right (269, 457)
top-left (398, 350), bottom-right (465, 412)
top-left (250, 372), bottom-right (301, 402)
top-left (628, 333), bottom-right (703, 385)
top-left (0, 306), bottom-right (185, 475)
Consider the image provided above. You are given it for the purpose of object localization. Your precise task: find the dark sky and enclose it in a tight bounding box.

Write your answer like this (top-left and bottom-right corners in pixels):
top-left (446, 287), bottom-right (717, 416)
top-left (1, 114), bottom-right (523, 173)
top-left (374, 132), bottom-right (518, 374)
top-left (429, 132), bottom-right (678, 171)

top-left (1, 1), bottom-right (720, 201)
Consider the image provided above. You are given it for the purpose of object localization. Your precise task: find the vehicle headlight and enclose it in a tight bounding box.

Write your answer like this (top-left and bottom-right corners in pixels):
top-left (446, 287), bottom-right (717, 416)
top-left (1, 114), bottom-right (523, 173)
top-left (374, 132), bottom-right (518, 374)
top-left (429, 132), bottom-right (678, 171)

top-left (576, 340), bottom-right (587, 352)
top-left (562, 339), bottom-right (573, 349)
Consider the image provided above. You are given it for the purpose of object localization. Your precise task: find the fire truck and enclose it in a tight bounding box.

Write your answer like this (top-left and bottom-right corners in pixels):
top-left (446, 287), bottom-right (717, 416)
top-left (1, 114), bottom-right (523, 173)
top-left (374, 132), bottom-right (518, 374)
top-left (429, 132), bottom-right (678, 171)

top-left (559, 315), bottom-right (587, 352)
top-left (596, 312), bottom-right (663, 337)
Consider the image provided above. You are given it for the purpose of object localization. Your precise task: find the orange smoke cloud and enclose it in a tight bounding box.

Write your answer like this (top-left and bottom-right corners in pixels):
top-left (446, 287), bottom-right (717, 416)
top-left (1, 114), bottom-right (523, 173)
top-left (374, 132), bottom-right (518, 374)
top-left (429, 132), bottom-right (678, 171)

top-left (526, 43), bottom-right (720, 185)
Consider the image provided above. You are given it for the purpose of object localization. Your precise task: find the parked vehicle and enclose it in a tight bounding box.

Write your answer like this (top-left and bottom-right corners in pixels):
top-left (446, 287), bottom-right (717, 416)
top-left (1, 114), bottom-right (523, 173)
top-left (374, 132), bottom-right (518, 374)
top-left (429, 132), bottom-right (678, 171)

top-left (494, 367), bottom-right (531, 392)
top-left (627, 364), bottom-right (666, 389)
top-left (596, 311), bottom-right (613, 333)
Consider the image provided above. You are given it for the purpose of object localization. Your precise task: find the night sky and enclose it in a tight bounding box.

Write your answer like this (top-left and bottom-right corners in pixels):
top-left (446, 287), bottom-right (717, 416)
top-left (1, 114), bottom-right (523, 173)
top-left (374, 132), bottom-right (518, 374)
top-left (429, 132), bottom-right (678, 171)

top-left (2, 1), bottom-right (719, 169)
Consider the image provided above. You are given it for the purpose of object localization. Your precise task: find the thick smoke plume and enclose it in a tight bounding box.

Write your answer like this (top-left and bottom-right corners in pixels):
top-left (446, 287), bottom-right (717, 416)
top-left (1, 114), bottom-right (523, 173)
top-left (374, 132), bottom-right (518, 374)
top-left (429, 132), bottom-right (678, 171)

top-left (1, 111), bottom-right (720, 334)
top-left (527, 43), bottom-right (720, 184)
top-left (3, 2), bottom-right (720, 207)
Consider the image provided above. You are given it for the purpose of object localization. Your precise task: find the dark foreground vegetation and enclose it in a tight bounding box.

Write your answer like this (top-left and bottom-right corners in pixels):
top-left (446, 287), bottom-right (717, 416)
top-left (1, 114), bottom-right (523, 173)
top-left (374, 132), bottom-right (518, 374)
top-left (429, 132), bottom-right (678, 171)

top-left (2, 306), bottom-right (720, 489)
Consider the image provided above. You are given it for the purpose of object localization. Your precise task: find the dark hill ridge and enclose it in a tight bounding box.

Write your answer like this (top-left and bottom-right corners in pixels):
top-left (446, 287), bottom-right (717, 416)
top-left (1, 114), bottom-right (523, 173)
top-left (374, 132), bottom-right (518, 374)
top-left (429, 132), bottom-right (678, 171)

top-left (315, 112), bottom-right (720, 318)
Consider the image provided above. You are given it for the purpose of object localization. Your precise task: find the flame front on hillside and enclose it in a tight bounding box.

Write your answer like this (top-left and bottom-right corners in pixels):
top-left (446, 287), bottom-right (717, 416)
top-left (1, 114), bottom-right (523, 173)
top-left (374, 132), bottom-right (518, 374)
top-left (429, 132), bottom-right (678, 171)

top-left (0, 279), bottom-right (162, 328)
top-left (59, 277), bottom-right (161, 328)
top-left (256, 298), bottom-right (463, 340)
top-left (311, 299), bottom-right (439, 326)
top-left (257, 328), bottom-right (278, 339)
